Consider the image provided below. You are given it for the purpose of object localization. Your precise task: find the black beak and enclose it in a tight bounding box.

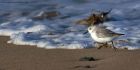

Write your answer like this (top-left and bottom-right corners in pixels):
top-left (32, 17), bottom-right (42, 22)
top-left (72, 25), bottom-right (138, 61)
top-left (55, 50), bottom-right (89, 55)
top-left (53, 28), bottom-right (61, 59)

top-left (83, 31), bottom-right (88, 34)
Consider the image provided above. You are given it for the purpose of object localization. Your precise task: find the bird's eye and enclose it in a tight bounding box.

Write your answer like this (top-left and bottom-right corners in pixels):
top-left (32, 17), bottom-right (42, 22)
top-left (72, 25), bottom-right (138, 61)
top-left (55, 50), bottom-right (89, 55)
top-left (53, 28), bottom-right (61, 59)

top-left (89, 27), bottom-right (92, 30)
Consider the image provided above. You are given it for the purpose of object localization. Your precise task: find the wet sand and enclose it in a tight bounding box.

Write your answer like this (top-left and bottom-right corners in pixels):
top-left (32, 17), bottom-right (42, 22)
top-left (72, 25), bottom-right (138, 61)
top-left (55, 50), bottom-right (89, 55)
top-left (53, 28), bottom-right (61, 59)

top-left (0, 36), bottom-right (140, 70)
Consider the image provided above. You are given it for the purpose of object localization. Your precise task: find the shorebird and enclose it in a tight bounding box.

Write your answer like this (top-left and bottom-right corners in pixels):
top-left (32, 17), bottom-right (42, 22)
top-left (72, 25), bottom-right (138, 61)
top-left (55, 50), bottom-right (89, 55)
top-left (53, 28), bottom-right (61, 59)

top-left (76, 10), bottom-right (112, 26)
top-left (87, 23), bottom-right (124, 49)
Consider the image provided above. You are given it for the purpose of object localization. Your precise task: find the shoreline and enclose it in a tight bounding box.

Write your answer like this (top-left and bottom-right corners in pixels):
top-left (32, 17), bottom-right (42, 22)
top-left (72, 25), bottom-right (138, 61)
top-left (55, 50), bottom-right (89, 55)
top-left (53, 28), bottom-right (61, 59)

top-left (0, 36), bottom-right (140, 70)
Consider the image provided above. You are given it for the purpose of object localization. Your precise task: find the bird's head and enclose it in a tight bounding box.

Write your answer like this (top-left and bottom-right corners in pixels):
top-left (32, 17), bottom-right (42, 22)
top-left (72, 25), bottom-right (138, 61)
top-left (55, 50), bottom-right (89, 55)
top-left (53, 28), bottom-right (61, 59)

top-left (84, 25), bottom-right (95, 34)
top-left (88, 25), bottom-right (95, 33)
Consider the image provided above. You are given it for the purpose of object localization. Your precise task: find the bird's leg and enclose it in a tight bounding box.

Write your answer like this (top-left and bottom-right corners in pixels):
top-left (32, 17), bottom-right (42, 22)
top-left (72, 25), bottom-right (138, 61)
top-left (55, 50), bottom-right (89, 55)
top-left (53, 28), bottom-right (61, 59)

top-left (111, 41), bottom-right (117, 50)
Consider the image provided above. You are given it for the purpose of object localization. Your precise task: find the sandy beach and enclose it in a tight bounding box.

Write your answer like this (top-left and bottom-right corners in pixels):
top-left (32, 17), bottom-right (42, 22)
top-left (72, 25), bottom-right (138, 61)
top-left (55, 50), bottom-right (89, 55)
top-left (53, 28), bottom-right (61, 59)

top-left (0, 0), bottom-right (140, 70)
top-left (0, 36), bottom-right (140, 70)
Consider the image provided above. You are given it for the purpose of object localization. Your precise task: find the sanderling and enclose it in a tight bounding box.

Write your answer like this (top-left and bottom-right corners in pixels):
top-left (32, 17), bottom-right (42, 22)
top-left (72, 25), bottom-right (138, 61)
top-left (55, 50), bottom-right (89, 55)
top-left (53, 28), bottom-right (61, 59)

top-left (76, 10), bottom-right (112, 26)
top-left (87, 23), bottom-right (124, 49)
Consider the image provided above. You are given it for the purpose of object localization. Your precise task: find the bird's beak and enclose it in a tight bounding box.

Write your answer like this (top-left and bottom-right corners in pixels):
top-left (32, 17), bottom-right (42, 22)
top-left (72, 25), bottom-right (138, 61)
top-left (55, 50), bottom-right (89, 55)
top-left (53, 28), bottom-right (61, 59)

top-left (102, 9), bottom-right (112, 16)
top-left (83, 30), bottom-right (88, 34)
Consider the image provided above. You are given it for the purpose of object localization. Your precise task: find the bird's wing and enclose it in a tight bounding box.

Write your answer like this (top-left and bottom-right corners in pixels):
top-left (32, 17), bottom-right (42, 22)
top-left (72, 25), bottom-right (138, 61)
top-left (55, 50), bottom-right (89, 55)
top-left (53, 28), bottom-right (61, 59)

top-left (96, 27), bottom-right (124, 38)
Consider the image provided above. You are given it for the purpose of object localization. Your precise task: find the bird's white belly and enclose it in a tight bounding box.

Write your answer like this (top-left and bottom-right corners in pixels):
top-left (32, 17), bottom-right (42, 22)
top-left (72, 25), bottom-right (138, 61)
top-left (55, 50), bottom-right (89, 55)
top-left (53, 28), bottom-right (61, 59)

top-left (90, 32), bottom-right (113, 43)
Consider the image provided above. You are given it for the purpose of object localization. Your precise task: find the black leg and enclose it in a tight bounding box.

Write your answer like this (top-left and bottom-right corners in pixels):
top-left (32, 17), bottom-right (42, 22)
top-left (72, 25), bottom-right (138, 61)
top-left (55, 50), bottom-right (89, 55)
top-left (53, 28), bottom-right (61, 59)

top-left (111, 41), bottom-right (117, 50)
